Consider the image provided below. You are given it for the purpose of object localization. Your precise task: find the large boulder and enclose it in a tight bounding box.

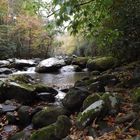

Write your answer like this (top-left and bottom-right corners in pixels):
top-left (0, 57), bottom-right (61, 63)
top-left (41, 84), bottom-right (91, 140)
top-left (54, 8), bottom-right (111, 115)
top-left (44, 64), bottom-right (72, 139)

top-left (0, 75), bottom-right (58, 103)
top-left (35, 57), bottom-right (65, 73)
top-left (87, 56), bottom-right (117, 71)
top-left (62, 87), bottom-right (90, 111)
top-left (0, 81), bottom-right (36, 103)
top-left (72, 57), bottom-right (89, 68)
top-left (32, 107), bottom-right (68, 128)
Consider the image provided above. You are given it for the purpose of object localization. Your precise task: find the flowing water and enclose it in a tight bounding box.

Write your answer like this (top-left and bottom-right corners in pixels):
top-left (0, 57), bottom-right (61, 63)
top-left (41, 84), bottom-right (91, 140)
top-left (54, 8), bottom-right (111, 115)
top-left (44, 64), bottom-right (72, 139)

top-left (13, 67), bottom-right (89, 89)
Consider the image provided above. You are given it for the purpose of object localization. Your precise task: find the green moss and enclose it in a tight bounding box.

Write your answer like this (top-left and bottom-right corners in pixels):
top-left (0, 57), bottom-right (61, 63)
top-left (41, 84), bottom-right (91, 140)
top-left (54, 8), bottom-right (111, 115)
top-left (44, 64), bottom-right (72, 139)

top-left (9, 131), bottom-right (26, 140)
top-left (133, 87), bottom-right (140, 102)
top-left (83, 94), bottom-right (101, 110)
top-left (87, 56), bottom-right (118, 71)
top-left (30, 124), bottom-right (58, 140)
top-left (55, 115), bottom-right (72, 139)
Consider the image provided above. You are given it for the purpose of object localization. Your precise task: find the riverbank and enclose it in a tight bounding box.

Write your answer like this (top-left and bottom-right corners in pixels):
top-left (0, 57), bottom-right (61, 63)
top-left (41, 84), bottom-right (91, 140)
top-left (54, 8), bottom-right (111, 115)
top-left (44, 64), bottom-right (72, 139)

top-left (0, 57), bottom-right (140, 139)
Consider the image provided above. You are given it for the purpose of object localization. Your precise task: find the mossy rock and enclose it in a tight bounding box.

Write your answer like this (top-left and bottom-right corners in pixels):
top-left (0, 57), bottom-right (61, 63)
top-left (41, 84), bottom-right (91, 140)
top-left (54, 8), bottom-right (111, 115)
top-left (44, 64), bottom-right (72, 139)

top-left (87, 56), bottom-right (118, 71)
top-left (82, 93), bottom-right (101, 110)
top-left (30, 115), bottom-right (71, 140)
top-left (30, 124), bottom-right (58, 140)
top-left (77, 100), bottom-right (105, 128)
top-left (72, 57), bottom-right (89, 68)
top-left (55, 115), bottom-right (72, 139)
top-left (9, 74), bottom-right (34, 84)
top-left (0, 81), bottom-right (36, 103)
top-left (133, 87), bottom-right (140, 103)
top-left (32, 107), bottom-right (67, 128)
top-left (8, 131), bottom-right (30, 140)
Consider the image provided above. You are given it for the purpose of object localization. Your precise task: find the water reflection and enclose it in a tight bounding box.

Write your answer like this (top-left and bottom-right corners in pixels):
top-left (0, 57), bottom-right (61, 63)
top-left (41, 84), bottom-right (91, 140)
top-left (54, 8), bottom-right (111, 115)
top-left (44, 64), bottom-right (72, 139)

top-left (32, 72), bottom-right (89, 88)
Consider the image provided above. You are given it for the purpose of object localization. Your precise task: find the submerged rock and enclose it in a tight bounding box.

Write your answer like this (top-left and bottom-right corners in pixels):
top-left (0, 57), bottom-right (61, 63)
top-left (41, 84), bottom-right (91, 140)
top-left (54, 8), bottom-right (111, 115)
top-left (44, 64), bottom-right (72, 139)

top-left (87, 56), bottom-right (117, 71)
top-left (35, 57), bottom-right (65, 73)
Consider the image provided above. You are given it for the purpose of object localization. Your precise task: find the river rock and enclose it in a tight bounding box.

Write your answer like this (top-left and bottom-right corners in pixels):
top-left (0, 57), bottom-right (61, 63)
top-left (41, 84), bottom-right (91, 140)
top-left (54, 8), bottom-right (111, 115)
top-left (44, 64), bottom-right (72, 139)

top-left (62, 87), bottom-right (90, 111)
top-left (0, 81), bottom-right (36, 103)
top-left (87, 56), bottom-right (117, 71)
top-left (30, 115), bottom-right (71, 140)
top-left (32, 107), bottom-right (68, 128)
top-left (0, 60), bottom-right (10, 67)
top-left (82, 93), bottom-right (101, 110)
top-left (72, 57), bottom-right (89, 68)
top-left (88, 81), bottom-right (105, 93)
top-left (60, 65), bottom-right (81, 73)
top-left (36, 92), bottom-right (56, 102)
top-left (35, 57), bottom-right (65, 73)
top-left (30, 124), bottom-right (58, 140)
top-left (55, 115), bottom-right (72, 139)
top-left (77, 100), bottom-right (105, 128)
top-left (8, 130), bottom-right (31, 140)
top-left (9, 59), bottom-right (36, 70)
top-left (18, 106), bottom-right (33, 126)
top-left (6, 112), bottom-right (17, 124)
top-left (0, 68), bottom-right (12, 74)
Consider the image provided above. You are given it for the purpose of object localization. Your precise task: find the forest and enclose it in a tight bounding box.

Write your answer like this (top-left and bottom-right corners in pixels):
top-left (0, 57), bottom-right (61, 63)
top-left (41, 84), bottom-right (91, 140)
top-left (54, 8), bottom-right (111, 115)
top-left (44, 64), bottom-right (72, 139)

top-left (0, 0), bottom-right (140, 140)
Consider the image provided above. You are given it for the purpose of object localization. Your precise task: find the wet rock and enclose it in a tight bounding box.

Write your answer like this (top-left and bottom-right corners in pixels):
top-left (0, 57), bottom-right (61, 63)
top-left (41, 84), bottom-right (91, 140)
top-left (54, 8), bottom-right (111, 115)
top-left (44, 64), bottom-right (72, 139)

top-left (18, 106), bottom-right (33, 126)
top-left (0, 68), bottom-right (12, 74)
top-left (6, 112), bottom-right (17, 124)
top-left (35, 57), bottom-right (65, 73)
top-left (9, 59), bottom-right (36, 70)
top-left (88, 81), bottom-right (105, 93)
top-left (77, 100), bottom-right (105, 128)
top-left (36, 92), bottom-right (56, 102)
top-left (87, 56), bottom-right (117, 71)
top-left (0, 103), bottom-right (17, 115)
top-left (0, 81), bottom-right (36, 103)
top-left (32, 107), bottom-right (68, 128)
top-left (9, 74), bottom-right (34, 84)
top-left (0, 60), bottom-right (10, 67)
top-left (72, 57), bottom-right (89, 68)
top-left (62, 87), bottom-right (90, 111)
top-left (60, 65), bottom-right (81, 73)
top-left (55, 115), bottom-right (72, 139)
top-left (82, 93), bottom-right (101, 110)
